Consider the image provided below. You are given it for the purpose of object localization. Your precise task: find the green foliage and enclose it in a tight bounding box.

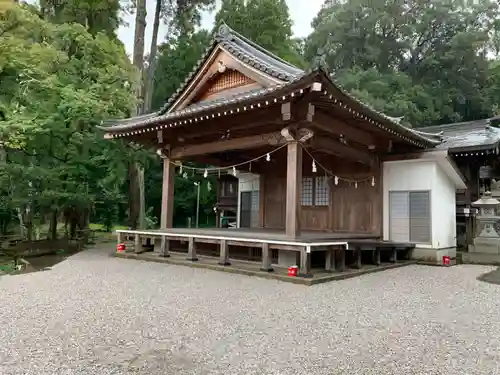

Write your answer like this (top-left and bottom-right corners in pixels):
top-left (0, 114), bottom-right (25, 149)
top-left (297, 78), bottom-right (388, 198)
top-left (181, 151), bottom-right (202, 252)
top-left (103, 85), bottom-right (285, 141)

top-left (214, 0), bottom-right (306, 68)
top-left (0, 4), bottom-right (137, 236)
top-left (151, 30), bottom-right (211, 111)
top-left (38, 0), bottom-right (122, 39)
top-left (4, 0), bottom-right (500, 237)
top-left (306, 0), bottom-right (500, 126)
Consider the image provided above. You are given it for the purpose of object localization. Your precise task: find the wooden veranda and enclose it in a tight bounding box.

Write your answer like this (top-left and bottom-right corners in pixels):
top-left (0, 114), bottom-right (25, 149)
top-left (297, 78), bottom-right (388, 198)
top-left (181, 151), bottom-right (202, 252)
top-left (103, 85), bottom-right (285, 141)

top-left (115, 227), bottom-right (415, 277)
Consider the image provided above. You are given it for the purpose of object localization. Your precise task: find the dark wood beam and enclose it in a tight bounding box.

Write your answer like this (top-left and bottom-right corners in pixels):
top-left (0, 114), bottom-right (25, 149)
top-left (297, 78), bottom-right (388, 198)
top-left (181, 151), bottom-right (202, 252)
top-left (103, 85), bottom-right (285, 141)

top-left (312, 109), bottom-right (379, 146)
top-left (176, 119), bottom-right (285, 142)
top-left (170, 131), bottom-right (286, 158)
top-left (181, 154), bottom-right (264, 173)
top-left (310, 137), bottom-right (376, 166)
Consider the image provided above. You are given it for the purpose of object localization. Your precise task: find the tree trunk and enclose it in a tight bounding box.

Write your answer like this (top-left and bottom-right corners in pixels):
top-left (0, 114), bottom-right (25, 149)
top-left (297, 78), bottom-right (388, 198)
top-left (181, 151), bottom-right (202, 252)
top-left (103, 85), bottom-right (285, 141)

top-left (128, 162), bottom-right (140, 229)
top-left (48, 209), bottom-right (58, 240)
top-left (143, 0), bottom-right (163, 113)
top-left (128, 0), bottom-right (147, 230)
top-left (23, 207), bottom-right (33, 241)
top-left (133, 0), bottom-right (163, 231)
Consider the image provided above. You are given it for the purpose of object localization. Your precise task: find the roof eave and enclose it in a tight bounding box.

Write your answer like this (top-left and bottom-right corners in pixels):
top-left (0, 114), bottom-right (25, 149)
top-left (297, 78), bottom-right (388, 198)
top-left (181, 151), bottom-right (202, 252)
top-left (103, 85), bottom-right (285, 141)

top-left (448, 142), bottom-right (500, 154)
top-left (317, 71), bottom-right (437, 148)
top-left (101, 73), bottom-right (319, 138)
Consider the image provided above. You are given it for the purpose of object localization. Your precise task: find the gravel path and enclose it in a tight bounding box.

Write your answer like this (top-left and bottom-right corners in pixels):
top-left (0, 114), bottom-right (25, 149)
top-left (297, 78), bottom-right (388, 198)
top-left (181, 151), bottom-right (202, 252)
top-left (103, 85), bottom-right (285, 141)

top-left (1, 248), bottom-right (499, 375)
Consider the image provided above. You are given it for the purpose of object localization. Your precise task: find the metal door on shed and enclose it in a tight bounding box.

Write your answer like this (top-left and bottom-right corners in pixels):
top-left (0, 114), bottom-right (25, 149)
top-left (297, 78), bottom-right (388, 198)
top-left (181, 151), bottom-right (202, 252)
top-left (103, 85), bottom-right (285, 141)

top-left (389, 191), bottom-right (431, 243)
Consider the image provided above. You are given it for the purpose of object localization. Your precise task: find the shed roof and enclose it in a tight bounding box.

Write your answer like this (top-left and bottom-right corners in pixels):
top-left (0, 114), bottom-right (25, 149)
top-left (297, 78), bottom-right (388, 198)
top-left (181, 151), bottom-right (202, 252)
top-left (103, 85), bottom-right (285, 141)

top-left (419, 117), bottom-right (500, 153)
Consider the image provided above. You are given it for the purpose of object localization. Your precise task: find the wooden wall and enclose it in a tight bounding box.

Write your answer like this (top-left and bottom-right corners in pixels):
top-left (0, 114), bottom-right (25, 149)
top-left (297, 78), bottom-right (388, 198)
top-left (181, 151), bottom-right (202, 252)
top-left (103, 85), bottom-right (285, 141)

top-left (263, 176), bottom-right (285, 229)
top-left (260, 169), bottom-right (382, 235)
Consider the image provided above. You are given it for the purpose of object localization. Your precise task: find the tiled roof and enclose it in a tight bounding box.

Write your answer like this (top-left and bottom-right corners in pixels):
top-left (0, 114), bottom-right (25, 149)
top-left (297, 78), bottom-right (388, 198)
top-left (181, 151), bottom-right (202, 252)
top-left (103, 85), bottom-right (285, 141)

top-left (100, 69), bottom-right (442, 147)
top-left (100, 77), bottom-right (305, 132)
top-left (99, 24), bottom-right (444, 148)
top-left (419, 117), bottom-right (500, 152)
top-left (157, 23), bottom-right (304, 115)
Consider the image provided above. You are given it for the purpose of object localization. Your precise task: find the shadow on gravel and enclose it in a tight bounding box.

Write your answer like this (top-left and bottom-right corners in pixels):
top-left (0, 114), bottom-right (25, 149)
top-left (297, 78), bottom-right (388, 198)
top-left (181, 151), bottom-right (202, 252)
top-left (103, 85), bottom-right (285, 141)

top-left (477, 267), bottom-right (500, 285)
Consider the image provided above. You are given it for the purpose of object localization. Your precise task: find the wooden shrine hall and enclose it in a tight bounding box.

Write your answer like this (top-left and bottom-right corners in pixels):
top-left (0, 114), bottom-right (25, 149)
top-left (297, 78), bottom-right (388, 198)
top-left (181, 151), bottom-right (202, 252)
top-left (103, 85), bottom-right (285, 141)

top-left (100, 24), bottom-right (464, 278)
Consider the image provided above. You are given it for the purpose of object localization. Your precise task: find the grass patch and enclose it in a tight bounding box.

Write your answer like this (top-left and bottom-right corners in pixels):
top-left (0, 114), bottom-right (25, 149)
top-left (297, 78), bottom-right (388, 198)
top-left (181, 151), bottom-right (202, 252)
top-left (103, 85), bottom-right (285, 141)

top-left (88, 223), bottom-right (128, 232)
top-left (0, 261), bottom-right (16, 273)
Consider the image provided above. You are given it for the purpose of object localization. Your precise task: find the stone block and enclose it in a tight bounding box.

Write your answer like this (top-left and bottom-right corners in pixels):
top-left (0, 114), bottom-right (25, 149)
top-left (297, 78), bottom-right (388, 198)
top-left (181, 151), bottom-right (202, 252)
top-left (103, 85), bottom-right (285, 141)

top-left (470, 238), bottom-right (500, 255)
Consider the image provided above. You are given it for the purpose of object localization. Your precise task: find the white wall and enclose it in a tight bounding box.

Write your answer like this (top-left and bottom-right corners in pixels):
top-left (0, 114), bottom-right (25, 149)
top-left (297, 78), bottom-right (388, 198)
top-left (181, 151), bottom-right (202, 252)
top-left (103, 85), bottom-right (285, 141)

top-left (433, 164), bottom-right (457, 249)
top-left (236, 173), bottom-right (260, 228)
top-left (383, 160), bottom-right (457, 249)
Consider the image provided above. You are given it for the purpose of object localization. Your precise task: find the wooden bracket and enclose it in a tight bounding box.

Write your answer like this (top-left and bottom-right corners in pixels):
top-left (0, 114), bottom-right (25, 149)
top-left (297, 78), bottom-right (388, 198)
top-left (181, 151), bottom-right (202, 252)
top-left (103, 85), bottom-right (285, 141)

top-left (298, 128), bottom-right (314, 143)
top-left (281, 127), bottom-right (314, 144)
top-left (280, 127), bottom-right (295, 142)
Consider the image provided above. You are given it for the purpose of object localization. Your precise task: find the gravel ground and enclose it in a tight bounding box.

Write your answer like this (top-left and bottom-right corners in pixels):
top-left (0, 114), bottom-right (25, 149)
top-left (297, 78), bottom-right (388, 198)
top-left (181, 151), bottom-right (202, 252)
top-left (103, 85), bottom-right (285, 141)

top-left (1, 248), bottom-right (500, 375)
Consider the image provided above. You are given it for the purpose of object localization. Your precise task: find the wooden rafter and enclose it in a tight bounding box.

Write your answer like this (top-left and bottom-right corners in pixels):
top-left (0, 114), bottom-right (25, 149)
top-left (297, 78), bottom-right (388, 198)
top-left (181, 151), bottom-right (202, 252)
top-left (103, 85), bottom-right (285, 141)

top-left (311, 109), bottom-right (378, 147)
top-left (310, 137), bottom-right (376, 166)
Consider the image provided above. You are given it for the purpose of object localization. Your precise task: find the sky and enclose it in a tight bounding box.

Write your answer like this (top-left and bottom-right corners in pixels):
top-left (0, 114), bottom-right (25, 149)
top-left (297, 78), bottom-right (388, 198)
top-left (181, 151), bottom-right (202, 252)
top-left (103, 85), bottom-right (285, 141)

top-left (117, 0), bottom-right (324, 56)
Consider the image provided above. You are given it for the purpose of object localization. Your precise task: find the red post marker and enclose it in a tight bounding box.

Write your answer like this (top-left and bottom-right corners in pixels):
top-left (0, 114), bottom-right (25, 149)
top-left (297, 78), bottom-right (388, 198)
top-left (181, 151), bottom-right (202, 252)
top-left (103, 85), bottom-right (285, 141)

top-left (116, 243), bottom-right (126, 253)
top-left (442, 255), bottom-right (450, 266)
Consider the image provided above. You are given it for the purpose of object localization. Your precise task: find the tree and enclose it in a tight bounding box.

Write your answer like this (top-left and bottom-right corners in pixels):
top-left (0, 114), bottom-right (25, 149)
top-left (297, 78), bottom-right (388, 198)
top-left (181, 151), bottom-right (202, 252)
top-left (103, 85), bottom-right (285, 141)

top-left (127, 0), bottom-right (147, 230)
top-left (38, 0), bottom-right (122, 38)
top-left (151, 29), bottom-right (211, 111)
top-left (0, 4), bottom-right (137, 238)
top-left (306, 0), bottom-right (500, 126)
top-left (214, 0), bottom-right (306, 68)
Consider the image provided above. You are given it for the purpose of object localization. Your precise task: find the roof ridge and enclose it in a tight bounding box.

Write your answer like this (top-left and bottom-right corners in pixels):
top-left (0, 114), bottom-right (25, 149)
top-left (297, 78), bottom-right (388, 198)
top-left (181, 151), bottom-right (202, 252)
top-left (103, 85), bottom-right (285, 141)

top-left (158, 23), bottom-right (304, 115)
top-left (216, 22), bottom-right (301, 72)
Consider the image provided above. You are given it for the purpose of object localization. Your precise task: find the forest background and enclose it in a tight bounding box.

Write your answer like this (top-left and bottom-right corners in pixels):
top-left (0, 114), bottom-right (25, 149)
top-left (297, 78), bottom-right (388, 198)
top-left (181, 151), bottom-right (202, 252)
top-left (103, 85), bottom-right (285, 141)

top-left (1, 0), bottom-right (499, 238)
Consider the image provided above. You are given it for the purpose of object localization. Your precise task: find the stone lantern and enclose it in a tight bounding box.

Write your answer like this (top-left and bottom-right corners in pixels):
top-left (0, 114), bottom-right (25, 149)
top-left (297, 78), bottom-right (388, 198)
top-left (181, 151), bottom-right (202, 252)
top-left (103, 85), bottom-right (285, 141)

top-left (469, 191), bottom-right (500, 254)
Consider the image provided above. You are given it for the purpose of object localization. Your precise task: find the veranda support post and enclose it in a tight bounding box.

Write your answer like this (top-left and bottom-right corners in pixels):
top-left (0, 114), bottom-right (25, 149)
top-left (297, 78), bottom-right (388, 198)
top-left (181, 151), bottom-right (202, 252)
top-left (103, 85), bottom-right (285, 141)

top-left (285, 141), bottom-right (302, 238)
top-left (160, 157), bottom-right (175, 229)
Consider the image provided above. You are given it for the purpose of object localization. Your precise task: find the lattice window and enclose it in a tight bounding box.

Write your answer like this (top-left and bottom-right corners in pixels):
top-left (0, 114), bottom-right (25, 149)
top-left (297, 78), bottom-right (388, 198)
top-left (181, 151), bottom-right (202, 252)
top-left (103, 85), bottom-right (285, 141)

top-left (314, 176), bottom-right (330, 206)
top-left (301, 177), bottom-right (330, 207)
top-left (301, 177), bottom-right (314, 206)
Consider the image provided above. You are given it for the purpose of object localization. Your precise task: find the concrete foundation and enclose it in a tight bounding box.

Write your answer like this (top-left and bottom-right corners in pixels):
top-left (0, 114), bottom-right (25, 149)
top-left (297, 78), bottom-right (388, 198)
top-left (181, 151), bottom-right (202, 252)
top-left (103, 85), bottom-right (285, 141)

top-left (411, 247), bottom-right (456, 264)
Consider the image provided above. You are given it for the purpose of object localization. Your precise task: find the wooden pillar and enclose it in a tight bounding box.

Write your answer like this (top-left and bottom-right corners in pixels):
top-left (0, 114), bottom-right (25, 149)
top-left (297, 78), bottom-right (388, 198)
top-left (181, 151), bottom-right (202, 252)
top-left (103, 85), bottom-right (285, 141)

top-left (260, 243), bottom-right (273, 272)
top-left (299, 247), bottom-right (311, 277)
top-left (390, 247), bottom-right (397, 263)
top-left (372, 248), bottom-right (381, 265)
top-left (285, 141), bottom-right (302, 237)
top-left (336, 248), bottom-right (345, 272)
top-left (325, 248), bottom-right (334, 272)
top-left (218, 239), bottom-right (230, 266)
top-left (160, 157), bottom-right (175, 229)
top-left (117, 231), bottom-right (123, 246)
top-left (186, 237), bottom-right (198, 261)
top-left (134, 233), bottom-right (141, 253)
top-left (353, 247), bottom-right (362, 269)
top-left (160, 236), bottom-right (170, 257)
